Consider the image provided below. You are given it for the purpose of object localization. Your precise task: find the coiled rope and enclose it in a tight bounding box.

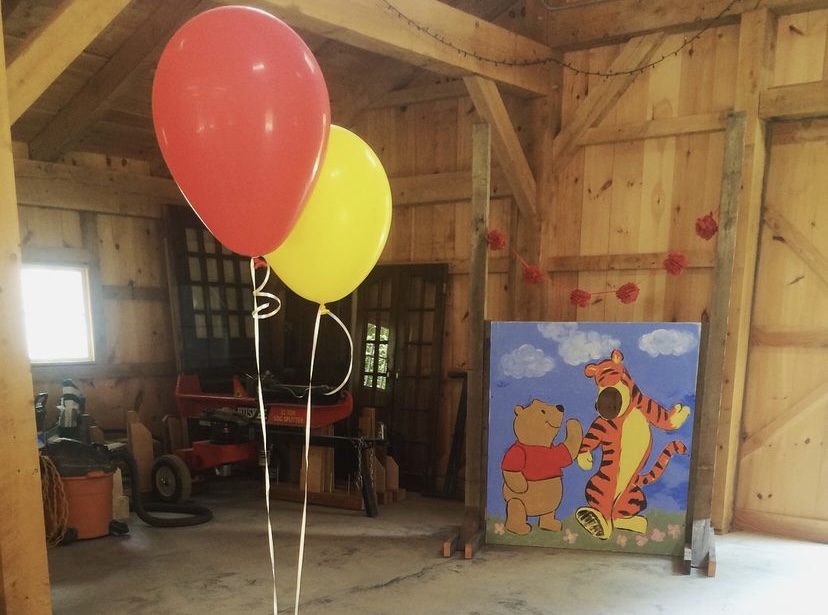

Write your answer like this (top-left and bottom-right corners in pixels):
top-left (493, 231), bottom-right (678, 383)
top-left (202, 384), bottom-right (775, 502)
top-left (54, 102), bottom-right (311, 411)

top-left (40, 454), bottom-right (69, 547)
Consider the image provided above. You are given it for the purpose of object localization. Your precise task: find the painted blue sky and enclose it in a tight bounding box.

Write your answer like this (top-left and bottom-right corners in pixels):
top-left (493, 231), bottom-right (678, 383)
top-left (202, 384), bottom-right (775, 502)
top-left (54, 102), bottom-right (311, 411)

top-left (487, 321), bottom-right (701, 520)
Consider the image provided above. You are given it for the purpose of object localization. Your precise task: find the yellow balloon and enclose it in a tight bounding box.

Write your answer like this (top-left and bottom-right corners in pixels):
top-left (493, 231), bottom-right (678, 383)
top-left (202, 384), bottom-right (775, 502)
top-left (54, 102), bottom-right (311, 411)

top-left (265, 125), bottom-right (392, 304)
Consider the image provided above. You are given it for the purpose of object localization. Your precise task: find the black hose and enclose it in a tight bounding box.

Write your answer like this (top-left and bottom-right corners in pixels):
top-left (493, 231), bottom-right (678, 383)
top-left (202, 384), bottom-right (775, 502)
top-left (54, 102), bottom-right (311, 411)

top-left (109, 448), bottom-right (213, 527)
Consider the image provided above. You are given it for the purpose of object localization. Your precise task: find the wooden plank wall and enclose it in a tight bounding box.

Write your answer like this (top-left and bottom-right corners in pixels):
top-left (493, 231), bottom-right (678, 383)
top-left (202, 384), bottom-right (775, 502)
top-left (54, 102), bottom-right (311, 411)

top-left (354, 6), bottom-right (828, 540)
top-left (738, 119), bottom-right (828, 541)
top-left (549, 26), bottom-right (735, 324)
top-left (733, 9), bottom-right (828, 542)
top-left (18, 152), bottom-right (178, 441)
top-left (546, 10), bottom-right (828, 540)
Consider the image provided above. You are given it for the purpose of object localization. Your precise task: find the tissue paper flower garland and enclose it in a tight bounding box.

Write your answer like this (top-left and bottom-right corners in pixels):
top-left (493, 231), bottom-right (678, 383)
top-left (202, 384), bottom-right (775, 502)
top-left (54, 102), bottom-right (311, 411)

top-left (486, 228), bottom-right (696, 308)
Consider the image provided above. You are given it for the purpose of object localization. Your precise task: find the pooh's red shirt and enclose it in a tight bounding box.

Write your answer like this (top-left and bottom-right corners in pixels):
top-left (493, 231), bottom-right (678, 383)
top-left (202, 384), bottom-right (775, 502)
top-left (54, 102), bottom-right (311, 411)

top-left (501, 442), bottom-right (573, 480)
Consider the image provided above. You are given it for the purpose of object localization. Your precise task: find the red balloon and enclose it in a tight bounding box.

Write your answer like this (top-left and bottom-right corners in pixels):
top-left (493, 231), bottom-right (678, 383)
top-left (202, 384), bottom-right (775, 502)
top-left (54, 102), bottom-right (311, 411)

top-left (152, 6), bottom-right (330, 256)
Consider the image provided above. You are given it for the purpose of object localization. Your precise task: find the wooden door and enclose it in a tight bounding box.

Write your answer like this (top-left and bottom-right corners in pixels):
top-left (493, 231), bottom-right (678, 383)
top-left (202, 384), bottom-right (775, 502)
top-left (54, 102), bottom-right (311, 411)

top-left (356, 264), bottom-right (447, 492)
top-left (166, 207), bottom-right (263, 374)
top-left (734, 120), bottom-right (828, 542)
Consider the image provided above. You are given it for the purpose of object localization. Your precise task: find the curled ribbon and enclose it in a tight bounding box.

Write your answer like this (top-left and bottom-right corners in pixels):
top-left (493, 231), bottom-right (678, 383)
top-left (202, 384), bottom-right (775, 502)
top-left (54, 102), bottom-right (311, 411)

top-left (249, 257), bottom-right (281, 614)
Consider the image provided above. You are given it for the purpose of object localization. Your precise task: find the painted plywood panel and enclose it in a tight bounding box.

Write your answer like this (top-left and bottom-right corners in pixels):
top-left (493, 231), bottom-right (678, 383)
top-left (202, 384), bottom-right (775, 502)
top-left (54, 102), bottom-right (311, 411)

top-left (486, 321), bottom-right (700, 556)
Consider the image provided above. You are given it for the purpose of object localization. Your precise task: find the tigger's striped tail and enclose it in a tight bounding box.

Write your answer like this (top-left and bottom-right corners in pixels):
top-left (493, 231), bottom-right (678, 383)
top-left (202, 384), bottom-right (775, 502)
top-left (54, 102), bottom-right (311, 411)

top-left (636, 441), bottom-right (688, 486)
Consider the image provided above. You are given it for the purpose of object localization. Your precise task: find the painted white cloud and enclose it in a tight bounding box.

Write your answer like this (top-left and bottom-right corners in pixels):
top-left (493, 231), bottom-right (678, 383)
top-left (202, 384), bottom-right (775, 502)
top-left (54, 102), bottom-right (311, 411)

top-left (500, 344), bottom-right (555, 379)
top-left (558, 330), bottom-right (621, 366)
top-left (639, 328), bottom-right (698, 357)
top-left (537, 322), bottom-right (577, 342)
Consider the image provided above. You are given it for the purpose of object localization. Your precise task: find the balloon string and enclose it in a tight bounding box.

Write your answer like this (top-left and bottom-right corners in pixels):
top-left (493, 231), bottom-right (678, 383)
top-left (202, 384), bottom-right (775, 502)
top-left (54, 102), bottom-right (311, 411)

top-left (251, 258), bottom-right (282, 320)
top-left (319, 304), bottom-right (354, 396)
top-left (250, 258), bottom-right (281, 615)
top-left (294, 303), bottom-right (325, 614)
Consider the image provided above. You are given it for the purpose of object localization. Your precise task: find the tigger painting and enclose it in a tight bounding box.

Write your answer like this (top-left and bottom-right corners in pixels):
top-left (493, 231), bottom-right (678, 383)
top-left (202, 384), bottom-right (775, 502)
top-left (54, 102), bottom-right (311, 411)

top-left (486, 321), bottom-right (700, 557)
top-left (575, 349), bottom-right (689, 540)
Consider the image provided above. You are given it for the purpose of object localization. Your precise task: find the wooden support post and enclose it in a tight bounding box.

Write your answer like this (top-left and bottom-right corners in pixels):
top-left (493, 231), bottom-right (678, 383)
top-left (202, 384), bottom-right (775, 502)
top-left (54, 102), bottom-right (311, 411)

top-left (686, 112), bottom-right (746, 575)
top-left (451, 123), bottom-right (491, 557)
top-left (0, 20), bottom-right (52, 614)
top-left (712, 7), bottom-right (775, 533)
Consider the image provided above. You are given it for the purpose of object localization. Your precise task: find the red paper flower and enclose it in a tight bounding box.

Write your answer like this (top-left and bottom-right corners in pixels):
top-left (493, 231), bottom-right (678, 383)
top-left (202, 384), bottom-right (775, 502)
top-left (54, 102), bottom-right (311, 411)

top-left (522, 264), bottom-right (543, 285)
top-left (486, 228), bottom-right (507, 251)
top-left (570, 289), bottom-right (592, 308)
top-left (662, 252), bottom-right (689, 276)
top-left (695, 212), bottom-right (718, 240)
top-left (616, 282), bottom-right (640, 304)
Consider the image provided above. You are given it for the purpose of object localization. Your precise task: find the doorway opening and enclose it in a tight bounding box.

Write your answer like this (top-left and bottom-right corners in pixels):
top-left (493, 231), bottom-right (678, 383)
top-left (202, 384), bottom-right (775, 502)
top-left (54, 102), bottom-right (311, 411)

top-left (354, 264), bottom-right (448, 493)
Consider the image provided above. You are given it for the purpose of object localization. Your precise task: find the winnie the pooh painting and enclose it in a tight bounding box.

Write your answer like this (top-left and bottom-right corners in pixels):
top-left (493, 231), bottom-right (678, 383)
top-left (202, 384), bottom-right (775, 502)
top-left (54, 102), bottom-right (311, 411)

top-left (501, 399), bottom-right (582, 535)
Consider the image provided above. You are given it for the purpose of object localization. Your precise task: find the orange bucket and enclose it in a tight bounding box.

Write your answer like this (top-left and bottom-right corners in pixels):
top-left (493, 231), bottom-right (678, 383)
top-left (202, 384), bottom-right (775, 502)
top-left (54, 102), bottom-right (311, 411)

top-left (61, 470), bottom-right (114, 539)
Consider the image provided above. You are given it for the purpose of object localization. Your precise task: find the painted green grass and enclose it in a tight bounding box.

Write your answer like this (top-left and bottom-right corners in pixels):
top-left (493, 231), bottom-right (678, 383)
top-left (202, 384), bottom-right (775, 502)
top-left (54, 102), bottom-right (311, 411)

top-left (486, 509), bottom-right (686, 557)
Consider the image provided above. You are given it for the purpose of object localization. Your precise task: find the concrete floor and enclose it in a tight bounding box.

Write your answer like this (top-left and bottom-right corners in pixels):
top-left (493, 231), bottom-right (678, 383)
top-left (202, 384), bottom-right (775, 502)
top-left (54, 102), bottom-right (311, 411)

top-left (48, 477), bottom-right (824, 615)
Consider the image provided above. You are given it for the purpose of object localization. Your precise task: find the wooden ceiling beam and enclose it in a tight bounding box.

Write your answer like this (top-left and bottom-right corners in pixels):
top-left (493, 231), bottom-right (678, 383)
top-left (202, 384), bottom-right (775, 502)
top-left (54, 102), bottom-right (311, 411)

top-left (366, 80), bottom-right (468, 110)
top-left (5, 0), bottom-right (131, 124)
top-left (29, 0), bottom-right (203, 161)
top-left (219, 0), bottom-right (557, 96)
top-left (543, 0), bottom-right (828, 51)
top-left (464, 76), bottom-right (537, 221)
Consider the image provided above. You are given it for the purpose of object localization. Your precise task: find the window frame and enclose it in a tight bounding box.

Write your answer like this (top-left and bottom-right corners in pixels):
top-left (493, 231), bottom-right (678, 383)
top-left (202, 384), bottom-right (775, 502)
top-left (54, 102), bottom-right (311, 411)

top-left (20, 262), bottom-right (96, 365)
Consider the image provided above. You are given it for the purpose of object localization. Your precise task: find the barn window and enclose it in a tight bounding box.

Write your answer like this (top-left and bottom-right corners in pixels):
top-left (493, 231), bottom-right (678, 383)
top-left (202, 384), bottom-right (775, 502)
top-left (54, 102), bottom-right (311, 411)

top-left (362, 322), bottom-right (390, 390)
top-left (20, 264), bottom-right (95, 364)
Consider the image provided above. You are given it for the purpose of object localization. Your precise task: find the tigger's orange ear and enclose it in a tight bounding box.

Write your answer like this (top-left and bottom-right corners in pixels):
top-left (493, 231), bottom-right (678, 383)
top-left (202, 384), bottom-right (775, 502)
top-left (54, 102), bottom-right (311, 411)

top-left (584, 363), bottom-right (598, 377)
top-left (611, 349), bottom-right (624, 364)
